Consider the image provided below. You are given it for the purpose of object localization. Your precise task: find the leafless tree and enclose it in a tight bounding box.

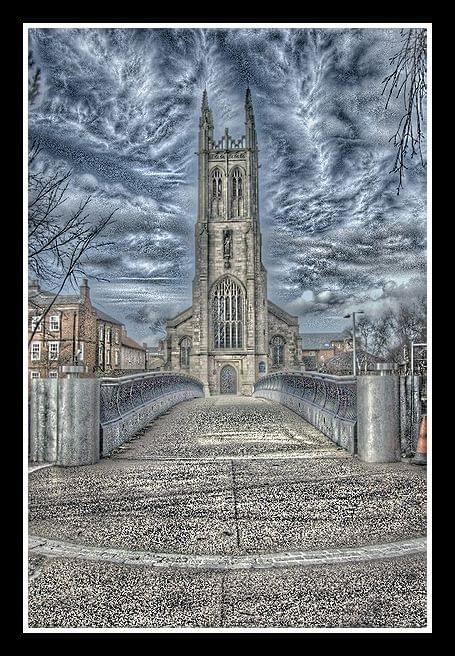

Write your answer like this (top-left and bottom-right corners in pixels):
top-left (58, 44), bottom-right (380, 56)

top-left (28, 142), bottom-right (117, 344)
top-left (356, 315), bottom-right (376, 352)
top-left (382, 28), bottom-right (427, 194)
top-left (370, 312), bottom-right (394, 359)
top-left (28, 50), bottom-right (41, 105)
top-left (360, 300), bottom-right (426, 364)
top-left (389, 298), bottom-right (427, 350)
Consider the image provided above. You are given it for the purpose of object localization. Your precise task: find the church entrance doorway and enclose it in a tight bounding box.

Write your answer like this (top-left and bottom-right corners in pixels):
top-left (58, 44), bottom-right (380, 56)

top-left (220, 365), bottom-right (237, 395)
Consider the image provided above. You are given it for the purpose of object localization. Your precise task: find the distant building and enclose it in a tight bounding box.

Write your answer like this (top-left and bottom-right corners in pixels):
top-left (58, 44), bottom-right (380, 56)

top-left (299, 331), bottom-right (352, 371)
top-left (145, 341), bottom-right (167, 371)
top-left (320, 349), bottom-right (383, 376)
top-left (28, 278), bottom-right (97, 380)
top-left (120, 331), bottom-right (147, 370)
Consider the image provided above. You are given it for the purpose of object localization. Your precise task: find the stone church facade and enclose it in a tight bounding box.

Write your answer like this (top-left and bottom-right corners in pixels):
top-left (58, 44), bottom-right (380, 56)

top-left (165, 88), bottom-right (299, 395)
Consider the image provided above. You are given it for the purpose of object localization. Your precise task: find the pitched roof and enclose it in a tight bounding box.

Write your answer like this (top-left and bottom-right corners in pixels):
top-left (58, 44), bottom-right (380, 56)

top-left (121, 334), bottom-right (146, 351)
top-left (94, 307), bottom-right (123, 326)
top-left (167, 306), bottom-right (193, 328)
top-left (300, 332), bottom-right (343, 350)
top-left (267, 300), bottom-right (298, 326)
top-left (321, 349), bottom-right (383, 374)
top-left (29, 284), bottom-right (81, 309)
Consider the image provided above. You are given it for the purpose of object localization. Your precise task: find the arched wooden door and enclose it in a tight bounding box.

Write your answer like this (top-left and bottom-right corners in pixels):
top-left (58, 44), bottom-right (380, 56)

top-left (220, 365), bottom-right (237, 394)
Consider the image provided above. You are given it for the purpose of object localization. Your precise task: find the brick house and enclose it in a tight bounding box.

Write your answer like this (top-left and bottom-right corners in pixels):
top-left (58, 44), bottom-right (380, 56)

top-left (28, 278), bottom-right (97, 379)
top-left (29, 278), bottom-right (150, 378)
top-left (120, 331), bottom-right (147, 371)
top-left (95, 308), bottom-right (123, 375)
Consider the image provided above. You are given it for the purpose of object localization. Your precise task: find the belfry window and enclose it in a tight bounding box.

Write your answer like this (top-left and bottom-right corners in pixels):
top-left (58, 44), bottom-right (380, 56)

top-left (212, 277), bottom-right (244, 349)
top-left (232, 168), bottom-right (243, 197)
top-left (270, 335), bottom-right (285, 366)
top-left (180, 337), bottom-right (192, 368)
top-left (230, 168), bottom-right (244, 218)
top-left (211, 169), bottom-right (223, 198)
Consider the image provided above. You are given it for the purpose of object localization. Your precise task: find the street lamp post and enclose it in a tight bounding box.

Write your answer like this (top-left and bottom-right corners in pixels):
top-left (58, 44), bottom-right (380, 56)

top-left (344, 311), bottom-right (364, 376)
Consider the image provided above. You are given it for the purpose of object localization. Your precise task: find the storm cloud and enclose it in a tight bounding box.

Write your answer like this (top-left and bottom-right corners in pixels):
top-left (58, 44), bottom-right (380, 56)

top-left (28, 27), bottom-right (427, 343)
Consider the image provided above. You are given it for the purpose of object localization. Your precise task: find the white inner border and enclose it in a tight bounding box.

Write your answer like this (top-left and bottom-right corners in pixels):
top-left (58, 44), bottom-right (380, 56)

top-left (23, 20), bottom-right (432, 635)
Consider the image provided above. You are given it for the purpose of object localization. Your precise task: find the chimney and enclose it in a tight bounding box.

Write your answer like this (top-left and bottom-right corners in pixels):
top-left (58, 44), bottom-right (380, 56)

top-left (143, 342), bottom-right (147, 349)
top-left (29, 279), bottom-right (40, 294)
top-left (79, 278), bottom-right (90, 302)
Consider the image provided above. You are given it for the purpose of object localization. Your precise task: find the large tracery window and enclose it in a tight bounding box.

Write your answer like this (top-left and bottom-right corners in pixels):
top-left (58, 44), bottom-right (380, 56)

top-left (180, 337), bottom-right (192, 368)
top-left (212, 277), bottom-right (244, 349)
top-left (270, 335), bottom-right (285, 366)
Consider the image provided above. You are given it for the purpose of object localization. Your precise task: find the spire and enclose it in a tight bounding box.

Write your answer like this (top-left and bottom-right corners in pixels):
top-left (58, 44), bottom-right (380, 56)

top-left (245, 85), bottom-right (255, 124)
top-left (199, 87), bottom-right (213, 130)
top-left (201, 87), bottom-right (209, 112)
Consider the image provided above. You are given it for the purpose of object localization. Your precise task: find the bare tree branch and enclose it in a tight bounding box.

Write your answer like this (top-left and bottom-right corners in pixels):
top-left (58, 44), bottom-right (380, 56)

top-left (28, 142), bottom-right (118, 345)
top-left (382, 28), bottom-right (427, 194)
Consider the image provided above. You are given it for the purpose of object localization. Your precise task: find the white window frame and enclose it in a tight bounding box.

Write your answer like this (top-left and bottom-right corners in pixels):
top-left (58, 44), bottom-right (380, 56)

top-left (31, 316), bottom-right (42, 333)
top-left (49, 371), bottom-right (58, 379)
top-left (106, 327), bottom-right (111, 343)
top-left (99, 325), bottom-right (104, 341)
top-left (49, 315), bottom-right (60, 332)
top-left (48, 342), bottom-right (59, 361)
top-left (106, 349), bottom-right (111, 366)
top-left (114, 350), bottom-right (119, 366)
top-left (30, 371), bottom-right (40, 379)
top-left (30, 342), bottom-right (41, 361)
top-left (115, 330), bottom-right (119, 344)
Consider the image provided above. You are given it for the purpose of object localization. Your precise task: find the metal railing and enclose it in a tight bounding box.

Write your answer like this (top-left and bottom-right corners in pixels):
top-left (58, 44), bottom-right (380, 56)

top-left (100, 371), bottom-right (204, 426)
top-left (253, 371), bottom-right (357, 422)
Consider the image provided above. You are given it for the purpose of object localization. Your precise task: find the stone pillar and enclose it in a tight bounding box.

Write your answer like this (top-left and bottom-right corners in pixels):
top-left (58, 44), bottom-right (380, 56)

top-left (357, 375), bottom-right (400, 463)
top-left (57, 379), bottom-right (100, 466)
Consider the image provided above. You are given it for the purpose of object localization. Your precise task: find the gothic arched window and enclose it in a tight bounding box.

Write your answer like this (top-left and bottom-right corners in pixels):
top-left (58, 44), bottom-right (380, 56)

top-left (211, 168), bottom-right (223, 198)
top-left (180, 337), bottom-right (192, 368)
top-left (232, 168), bottom-right (243, 198)
top-left (212, 277), bottom-right (245, 349)
top-left (270, 335), bottom-right (285, 366)
top-left (230, 168), bottom-right (244, 218)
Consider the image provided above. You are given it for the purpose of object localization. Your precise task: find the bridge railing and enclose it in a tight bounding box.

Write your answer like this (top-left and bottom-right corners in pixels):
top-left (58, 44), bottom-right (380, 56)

top-left (253, 371), bottom-right (357, 453)
top-left (99, 371), bottom-right (204, 457)
top-left (29, 372), bottom-right (204, 467)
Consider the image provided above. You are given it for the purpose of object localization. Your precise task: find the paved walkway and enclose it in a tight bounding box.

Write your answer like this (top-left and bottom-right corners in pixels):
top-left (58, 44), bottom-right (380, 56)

top-left (28, 396), bottom-right (427, 629)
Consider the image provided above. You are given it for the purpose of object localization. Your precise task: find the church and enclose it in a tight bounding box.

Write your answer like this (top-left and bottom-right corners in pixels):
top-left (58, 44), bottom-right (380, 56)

top-left (165, 88), bottom-right (299, 395)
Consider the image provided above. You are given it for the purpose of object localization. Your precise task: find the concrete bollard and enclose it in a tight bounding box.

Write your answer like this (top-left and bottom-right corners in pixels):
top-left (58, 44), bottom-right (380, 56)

top-left (29, 378), bottom-right (100, 467)
top-left (30, 379), bottom-right (59, 463)
top-left (357, 375), bottom-right (401, 463)
top-left (57, 378), bottom-right (100, 466)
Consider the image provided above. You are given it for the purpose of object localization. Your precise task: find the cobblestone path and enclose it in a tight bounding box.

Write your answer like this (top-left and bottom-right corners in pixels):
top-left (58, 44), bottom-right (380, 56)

top-left (28, 396), bottom-right (427, 629)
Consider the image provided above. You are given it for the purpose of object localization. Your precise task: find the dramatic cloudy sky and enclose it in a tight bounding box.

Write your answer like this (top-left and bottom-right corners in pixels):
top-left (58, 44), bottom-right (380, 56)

top-left (28, 27), bottom-right (427, 344)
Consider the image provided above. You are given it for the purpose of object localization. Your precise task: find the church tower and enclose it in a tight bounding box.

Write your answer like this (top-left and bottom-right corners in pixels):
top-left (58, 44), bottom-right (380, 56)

top-left (190, 86), bottom-right (269, 395)
top-left (165, 88), bottom-right (299, 395)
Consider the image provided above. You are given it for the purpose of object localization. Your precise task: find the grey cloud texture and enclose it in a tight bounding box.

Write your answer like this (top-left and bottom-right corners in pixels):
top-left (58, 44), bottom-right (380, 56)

top-left (28, 27), bottom-right (426, 344)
